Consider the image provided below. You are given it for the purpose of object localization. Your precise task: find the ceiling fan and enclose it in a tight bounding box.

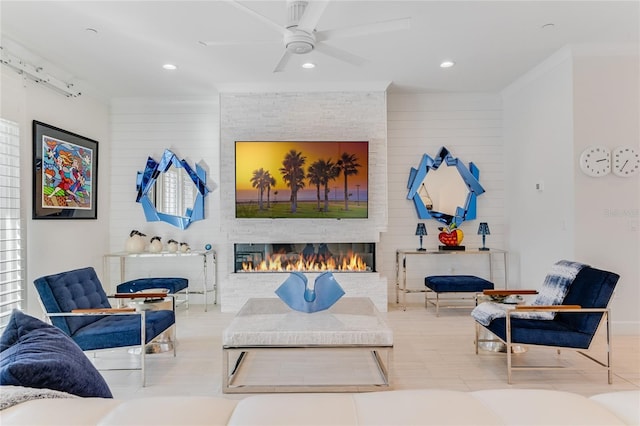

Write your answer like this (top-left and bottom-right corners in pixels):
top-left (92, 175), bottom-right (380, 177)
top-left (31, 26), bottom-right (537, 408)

top-left (200, 0), bottom-right (411, 72)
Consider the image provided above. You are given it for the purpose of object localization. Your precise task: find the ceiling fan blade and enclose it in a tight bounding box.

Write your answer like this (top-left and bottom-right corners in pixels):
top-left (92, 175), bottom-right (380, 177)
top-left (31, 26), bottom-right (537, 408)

top-left (273, 50), bottom-right (293, 73)
top-left (314, 42), bottom-right (366, 67)
top-left (315, 17), bottom-right (411, 42)
top-left (227, 0), bottom-right (288, 36)
top-left (296, 0), bottom-right (330, 33)
top-left (198, 40), bottom-right (276, 47)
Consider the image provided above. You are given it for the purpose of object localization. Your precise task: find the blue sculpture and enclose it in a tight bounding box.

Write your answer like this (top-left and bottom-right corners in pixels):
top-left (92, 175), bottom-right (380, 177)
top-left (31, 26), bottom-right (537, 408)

top-left (275, 271), bottom-right (345, 313)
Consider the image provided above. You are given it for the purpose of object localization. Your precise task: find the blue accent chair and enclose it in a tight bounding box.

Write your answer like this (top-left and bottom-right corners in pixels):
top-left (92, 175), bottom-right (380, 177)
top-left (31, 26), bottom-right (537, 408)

top-left (34, 267), bottom-right (176, 387)
top-left (474, 265), bottom-right (619, 384)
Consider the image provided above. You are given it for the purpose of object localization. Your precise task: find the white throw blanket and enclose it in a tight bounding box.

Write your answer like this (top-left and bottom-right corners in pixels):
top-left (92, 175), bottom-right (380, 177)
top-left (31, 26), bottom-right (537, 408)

top-left (472, 260), bottom-right (589, 326)
top-left (0, 386), bottom-right (77, 410)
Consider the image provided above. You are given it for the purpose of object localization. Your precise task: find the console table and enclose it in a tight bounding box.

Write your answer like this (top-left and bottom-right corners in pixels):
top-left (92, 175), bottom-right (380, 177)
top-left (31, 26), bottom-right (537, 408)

top-left (103, 250), bottom-right (217, 311)
top-left (395, 248), bottom-right (508, 310)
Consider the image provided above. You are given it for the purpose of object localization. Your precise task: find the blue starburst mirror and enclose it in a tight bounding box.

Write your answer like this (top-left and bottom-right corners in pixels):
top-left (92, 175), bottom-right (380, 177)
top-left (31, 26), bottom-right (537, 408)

top-left (136, 149), bottom-right (211, 229)
top-left (406, 146), bottom-right (484, 226)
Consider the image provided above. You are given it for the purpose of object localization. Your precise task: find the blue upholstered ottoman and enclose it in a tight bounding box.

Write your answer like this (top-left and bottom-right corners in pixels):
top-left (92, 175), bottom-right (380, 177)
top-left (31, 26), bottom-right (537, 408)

top-left (424, 275), bottom-right (494, 316)
top-left (117, 277), bottom-right (188, 294)
top-left (117, 278), bottom-right (189, 308)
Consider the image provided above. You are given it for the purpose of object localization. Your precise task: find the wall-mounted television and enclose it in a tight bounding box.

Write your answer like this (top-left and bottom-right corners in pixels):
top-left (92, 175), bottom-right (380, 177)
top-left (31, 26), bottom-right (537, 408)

top-left (235, 141), bottom-right (368, 219)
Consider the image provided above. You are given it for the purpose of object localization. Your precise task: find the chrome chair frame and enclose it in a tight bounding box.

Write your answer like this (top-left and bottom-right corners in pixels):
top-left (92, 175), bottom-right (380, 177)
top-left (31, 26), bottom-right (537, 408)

top-left (475, 306), bottom-right (612, 384)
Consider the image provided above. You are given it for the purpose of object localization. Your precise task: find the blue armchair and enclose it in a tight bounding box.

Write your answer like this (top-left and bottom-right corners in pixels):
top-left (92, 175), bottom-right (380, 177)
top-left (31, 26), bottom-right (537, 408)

top-left (472, 262), bottom-right (619, 384)
top-left (34, 267), bottom-right (176, 386)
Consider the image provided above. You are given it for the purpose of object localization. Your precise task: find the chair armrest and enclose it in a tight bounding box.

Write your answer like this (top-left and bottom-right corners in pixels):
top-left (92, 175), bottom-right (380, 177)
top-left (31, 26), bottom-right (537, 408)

top-left (71, 308), bottom-right (136, 313)
top-left (514, 305), bottom-right (581, 311)
top-left (46, 309), bottom-right (143, 317)
top-left (112, 293), bottom-right (171, 299)
top-left (509, 306), bottom-right (611, 314)
top-left (483, 289), bottom-right (538, 296)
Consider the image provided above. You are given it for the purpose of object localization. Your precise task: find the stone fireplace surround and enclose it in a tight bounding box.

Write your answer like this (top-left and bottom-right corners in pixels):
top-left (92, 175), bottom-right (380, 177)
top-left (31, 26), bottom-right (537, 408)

top-left (219, 92), bottom-right (389, 312)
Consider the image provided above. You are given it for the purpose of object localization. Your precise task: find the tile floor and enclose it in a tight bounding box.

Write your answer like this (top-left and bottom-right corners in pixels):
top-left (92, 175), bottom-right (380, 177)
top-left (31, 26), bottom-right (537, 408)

top-left (99, 300), bottom-right (640, 400)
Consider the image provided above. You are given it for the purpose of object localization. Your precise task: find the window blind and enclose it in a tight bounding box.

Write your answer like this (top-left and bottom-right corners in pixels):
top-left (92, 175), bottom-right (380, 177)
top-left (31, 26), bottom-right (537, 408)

top-left (0, 118), bottom-right (23, 329)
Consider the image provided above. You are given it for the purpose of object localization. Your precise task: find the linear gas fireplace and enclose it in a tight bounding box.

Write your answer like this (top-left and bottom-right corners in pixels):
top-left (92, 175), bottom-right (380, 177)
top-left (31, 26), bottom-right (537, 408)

top-left (234, 243), bottom-right (375, 273)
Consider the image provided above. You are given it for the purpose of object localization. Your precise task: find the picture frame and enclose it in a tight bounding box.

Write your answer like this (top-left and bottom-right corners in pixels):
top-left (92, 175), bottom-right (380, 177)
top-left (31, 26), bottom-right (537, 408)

top-left (32, 120), bottom-right (98, 219)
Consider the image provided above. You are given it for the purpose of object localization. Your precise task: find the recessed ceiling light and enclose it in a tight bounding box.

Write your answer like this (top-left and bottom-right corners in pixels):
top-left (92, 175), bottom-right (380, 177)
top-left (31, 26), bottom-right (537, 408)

top-left (541, 23), bottom-right (555, 29)
top-left (302, 62), bottom-right (316, 69)
top-left (440, 60), bottom-right (455, 68)
top-left (85, 28), bottom-right (98, 35)
top-left (162, 64), bottom-right (177, 70)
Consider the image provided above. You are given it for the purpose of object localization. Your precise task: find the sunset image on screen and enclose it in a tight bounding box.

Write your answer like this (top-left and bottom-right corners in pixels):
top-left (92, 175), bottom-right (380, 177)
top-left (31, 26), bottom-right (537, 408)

top-left (235, 141), bottom-right (368, 219)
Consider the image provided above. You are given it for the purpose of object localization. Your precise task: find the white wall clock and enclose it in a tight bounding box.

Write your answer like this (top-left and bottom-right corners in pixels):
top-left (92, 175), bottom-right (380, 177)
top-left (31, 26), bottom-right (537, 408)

top-left (612, 146), bottom-right (639, 177)
top-left (579, 146), bottom-right (610, 177)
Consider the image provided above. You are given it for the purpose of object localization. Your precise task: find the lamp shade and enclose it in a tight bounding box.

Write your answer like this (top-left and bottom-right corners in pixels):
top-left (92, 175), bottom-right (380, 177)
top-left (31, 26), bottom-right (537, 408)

top-left (477, 222), bottom-right (490, 235)
top-left (415, 223), bottom-right (427, 236)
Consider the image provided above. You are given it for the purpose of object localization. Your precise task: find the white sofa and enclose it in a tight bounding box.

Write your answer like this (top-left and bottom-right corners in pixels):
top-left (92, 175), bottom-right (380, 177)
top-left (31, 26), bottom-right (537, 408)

top-left (2, 389), bottom-right (638, 426)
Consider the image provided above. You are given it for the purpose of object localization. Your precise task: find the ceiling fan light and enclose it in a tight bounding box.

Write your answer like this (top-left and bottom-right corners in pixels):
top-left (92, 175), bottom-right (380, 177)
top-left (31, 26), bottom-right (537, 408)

top-left (284, 31), bottom-right (315, 54)
top-left (286, 40), bottom-right (314, 54)
top-left (440, 60), bottom-right (455, 68)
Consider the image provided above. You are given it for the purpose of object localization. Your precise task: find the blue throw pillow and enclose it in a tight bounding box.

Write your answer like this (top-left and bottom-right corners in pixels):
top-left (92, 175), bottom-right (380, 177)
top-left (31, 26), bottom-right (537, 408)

top-left (0, 310), bottom-right (112, 398)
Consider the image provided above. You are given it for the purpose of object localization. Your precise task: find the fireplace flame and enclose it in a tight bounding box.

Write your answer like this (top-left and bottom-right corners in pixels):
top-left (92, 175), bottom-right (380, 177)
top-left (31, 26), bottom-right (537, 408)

top-left (241, 252), bottom-right (368, 272)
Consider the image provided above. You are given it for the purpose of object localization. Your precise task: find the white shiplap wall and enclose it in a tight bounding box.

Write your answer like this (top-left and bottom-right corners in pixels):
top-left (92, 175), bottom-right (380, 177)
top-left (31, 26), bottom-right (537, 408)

top-left (381, 93), bottom-right (506, 304)
top-left (108, 97), bottom-right (221, 301)
top-left (106, 93), bottom-right (507, 311)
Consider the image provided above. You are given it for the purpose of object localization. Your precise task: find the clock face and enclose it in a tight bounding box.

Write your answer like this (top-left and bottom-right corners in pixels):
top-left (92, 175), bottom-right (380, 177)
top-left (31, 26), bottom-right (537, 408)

top-left (612, 146), bottom-right (639, 177)
top-left (579, 146), bottom-right (611, 177)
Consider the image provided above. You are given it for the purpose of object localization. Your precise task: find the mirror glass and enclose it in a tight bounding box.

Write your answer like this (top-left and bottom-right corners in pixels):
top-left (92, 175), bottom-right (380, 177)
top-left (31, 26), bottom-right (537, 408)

top-left (407, 146), bottom-right (484, 226)
top-left (149, 167), bottom-right (198, 217)
top-left (136, 149), bottom-right (210, 229)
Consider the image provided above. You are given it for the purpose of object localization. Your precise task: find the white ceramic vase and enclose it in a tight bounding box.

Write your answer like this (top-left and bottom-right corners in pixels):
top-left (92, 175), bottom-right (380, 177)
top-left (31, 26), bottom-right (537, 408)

top-left (149, 236), bottom-right (163, 253)
top-left (125, 235), bottom-right (146, 253)
top-left (167, 240), bottom-right (179, 253)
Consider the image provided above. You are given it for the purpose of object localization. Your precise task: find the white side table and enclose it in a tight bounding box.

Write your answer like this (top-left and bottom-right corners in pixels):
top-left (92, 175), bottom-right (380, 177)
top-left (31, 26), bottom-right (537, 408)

top-left (395, 248), bottom-right (508, 310)
top-left (128, 295), bottom-right (175, 354)
top-left (475, 291), bottom-right (534, 353)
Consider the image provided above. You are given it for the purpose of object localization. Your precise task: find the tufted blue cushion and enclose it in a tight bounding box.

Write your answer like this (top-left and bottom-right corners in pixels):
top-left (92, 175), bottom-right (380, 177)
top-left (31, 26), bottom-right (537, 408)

top-left (72, 310), bottom-right (175, 351)
top-left (34, 267), bottom-right (111, 336)
top-left (485, 317), bottom-right (594, 349)
top-left (425, 275), bottom-right (494, 293)
top-left (117, 277), bottom-right (188, 294)
top-left (0, 310), bottom-right (112, 398)
top-left (558, 267), bottom-right (619, 335)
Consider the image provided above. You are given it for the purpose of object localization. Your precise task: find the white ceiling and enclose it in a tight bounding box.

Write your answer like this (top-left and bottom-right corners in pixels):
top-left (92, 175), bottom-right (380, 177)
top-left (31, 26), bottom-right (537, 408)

top-left (1, 1), bottom-right (638, 100)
